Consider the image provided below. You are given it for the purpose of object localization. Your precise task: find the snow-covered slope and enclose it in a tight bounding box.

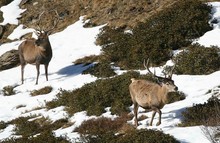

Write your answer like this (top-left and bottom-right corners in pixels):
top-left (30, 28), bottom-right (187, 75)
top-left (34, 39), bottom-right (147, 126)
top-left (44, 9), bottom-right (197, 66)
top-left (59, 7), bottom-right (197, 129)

top-left (0, 1), bottom-right (220, 143)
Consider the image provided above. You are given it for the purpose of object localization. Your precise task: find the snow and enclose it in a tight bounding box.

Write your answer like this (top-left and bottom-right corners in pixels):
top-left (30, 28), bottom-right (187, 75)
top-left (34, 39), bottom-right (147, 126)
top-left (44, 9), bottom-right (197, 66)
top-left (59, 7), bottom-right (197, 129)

top-left (0, 0), bottom-right (25, 25)
top-left (0, 1), bottom-right (220, 143)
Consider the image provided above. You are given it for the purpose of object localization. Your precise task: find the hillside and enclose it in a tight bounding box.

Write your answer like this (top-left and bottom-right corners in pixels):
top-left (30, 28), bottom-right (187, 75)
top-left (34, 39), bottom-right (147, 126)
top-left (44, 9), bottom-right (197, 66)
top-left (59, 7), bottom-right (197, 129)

top-left (1, 0), bottom-right (180, 43)
top-left (0, 0), bottom-right (220, 143)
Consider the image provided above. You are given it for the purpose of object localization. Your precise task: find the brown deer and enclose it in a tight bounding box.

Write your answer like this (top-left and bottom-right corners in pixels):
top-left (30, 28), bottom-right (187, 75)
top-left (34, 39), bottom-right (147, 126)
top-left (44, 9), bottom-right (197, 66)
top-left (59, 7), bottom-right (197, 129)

top-left (18, 11), bottom-right (59, 85)
top-left (129, 59), bottom-right (178, 127)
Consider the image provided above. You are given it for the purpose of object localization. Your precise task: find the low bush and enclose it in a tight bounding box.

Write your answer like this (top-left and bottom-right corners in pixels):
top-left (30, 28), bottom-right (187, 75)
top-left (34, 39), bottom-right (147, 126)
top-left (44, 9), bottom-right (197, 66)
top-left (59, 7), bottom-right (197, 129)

top-left (2, 85), bottom-right (16, 96)
top-left (75, 114), bottom-right (131, 135)
top-left (80, 128), bottom-right (179, 143)
top-left (2, 132), bottom-right (69, 143)
top-left (73, 55), bottom-right (100, 66)
top-left (0, 121), bottom-right (8, 130)
top-left (180, 97), bottom-right (220, 126)
top-left (9, 116), bottom-right (69, 139)
top-left (96, 0), bottom-right (212, 69)
top-left (174, 44), bottom-right (220, 75)
top-left (82, 62), bottom-right (116, 78)
top-left (75, 115), bottom-right (179, 143)
top-left (167, 91), bottom-right (186, 104)
top-left (0, 0), bottom-right (13, 7)
top-left (30, 86), bottom-right (53, 96)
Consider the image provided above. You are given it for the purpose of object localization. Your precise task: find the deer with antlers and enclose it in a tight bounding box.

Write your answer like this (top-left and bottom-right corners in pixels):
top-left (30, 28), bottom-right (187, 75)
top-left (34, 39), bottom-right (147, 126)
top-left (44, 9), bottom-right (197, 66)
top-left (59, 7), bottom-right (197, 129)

top-left (129, 59), bottom-right (178, 127)
top-left (18, 11), bottom-right (59, 85)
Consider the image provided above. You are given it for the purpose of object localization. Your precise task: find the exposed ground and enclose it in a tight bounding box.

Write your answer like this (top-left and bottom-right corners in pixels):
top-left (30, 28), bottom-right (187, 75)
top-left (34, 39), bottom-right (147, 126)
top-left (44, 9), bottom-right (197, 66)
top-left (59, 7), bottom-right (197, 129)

top-left (1, 0), bottom-right (180, 43)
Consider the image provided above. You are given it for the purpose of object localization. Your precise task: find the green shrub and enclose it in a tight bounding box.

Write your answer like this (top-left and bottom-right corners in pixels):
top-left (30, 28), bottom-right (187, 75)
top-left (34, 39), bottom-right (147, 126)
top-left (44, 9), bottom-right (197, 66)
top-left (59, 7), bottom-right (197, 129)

top-left (83, 62), bottom-right (116, 78)
top-left (0, 121), bottom-right (8, 130)
top-left (9, 116), bottom-right (69, 139)
top-left (180, 97), bottom-right (220, 126)
top-left (73, 55), bottom-right (100, 66)
top-left (75, 115), bottom-right (130, 135)
top-left (80, 128), bottom-right (179, 143)
top-left (2, 85), bottom-right (16, 96)
top-left (2, 132), bottom-right (69, 143)
top-left (174, 44), bottom-right (220, 75)
top-left (30, 86), bottom-right (53, 96)
top-left (0, 0), bottom-right (13, 7)
top-left (167, 91), bottom-right (186, 104)
top-left (4, 116), bottom-right (69, 143)
top-left (96, 0), bottom-right (212, 69)
top-left (75, 116), bottom-right (179, 143)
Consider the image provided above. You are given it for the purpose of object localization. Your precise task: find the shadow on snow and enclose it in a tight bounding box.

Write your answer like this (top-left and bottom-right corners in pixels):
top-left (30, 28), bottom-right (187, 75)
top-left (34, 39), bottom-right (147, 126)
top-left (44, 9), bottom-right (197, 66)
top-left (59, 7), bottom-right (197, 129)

top-left (57, 63), bottom-right (93, 77)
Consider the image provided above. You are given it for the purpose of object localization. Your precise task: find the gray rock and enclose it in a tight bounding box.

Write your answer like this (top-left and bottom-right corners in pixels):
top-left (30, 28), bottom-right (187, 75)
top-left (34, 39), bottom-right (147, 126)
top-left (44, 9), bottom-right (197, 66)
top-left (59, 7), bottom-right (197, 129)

top-left (0, 49), bottom-right (20, 71)
top-left (0, 25), bottom-right (4, 39)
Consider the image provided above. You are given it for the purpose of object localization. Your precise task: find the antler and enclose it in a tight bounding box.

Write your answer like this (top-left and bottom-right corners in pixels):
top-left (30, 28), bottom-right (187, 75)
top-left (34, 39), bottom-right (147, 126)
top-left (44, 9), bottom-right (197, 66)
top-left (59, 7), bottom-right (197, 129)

top-left (45, 10), bottom-right (59, 33)
top-left (144, 58), bottom-right (163, 80)
top-left (34, 10), bottom-right (59, 34)
top-left (36, 11), bottom-right (46, 32)
top-left (167, 64), bottom-right (175, 79)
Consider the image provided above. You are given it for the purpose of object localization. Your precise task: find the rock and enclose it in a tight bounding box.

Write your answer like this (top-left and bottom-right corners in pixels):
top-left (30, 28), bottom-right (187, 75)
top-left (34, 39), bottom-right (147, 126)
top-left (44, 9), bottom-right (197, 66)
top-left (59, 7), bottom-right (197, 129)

top-left (0, 25), bottom-right (4, 39)
top-left (0, 49), bottom-right (20, 71)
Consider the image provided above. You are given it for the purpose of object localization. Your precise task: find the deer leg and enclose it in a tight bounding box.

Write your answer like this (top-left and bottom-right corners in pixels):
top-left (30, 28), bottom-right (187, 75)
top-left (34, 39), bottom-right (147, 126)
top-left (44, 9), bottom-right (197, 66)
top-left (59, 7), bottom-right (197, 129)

top-left (150, 111), bottom-right (156, 126)
top-left (150, 107), bottom-right (162, 126)
top-left (133, 102), bottom-right (139, 127)
top-left (156, 109), bottom-right (162, 126)
top-left (36, 64), bottom-right (40, 85)
top-left (151, 107), bottom-right (162, 126)
top-left (44, 64), bottom-right (49, 81)
top-left (21, 64), bottom-right (25, 84)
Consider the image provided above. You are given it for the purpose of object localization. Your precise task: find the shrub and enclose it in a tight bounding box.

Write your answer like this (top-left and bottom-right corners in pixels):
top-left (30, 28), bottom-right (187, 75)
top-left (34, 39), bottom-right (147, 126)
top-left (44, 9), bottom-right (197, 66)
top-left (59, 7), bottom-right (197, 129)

top-left (2, 85), bottom-right (16, 96)
top-left (9, 116), bottom-right (69, 139)
top-left (30, 86), bottom-right (53, 96)
top-left (0, 121), bottom-right (7, 130)
top-left (80, 128), bottom-right (179, 143)
top-left (174, 44), bottom-right (220, 75)
top-left (167, 91), bottom-right (186, 104)
top-left (76, 115), bottom-right (179, 143)
top-left (1, 132), bottom-right (69, 143)
top-left (73, 55), bottom-right (100, 66)
top-left (0, 0), bottom-right (13, 7)
top-left (3, 116), bottom-right (70, 143)
top-left (74, 115), bottom-right (131, 135)
top-left (96, 0), bottom-right (212, 69)
top-left (180, 97), bottom-right (220, 126)
top-left (82, 62), bottom-right (116, 78)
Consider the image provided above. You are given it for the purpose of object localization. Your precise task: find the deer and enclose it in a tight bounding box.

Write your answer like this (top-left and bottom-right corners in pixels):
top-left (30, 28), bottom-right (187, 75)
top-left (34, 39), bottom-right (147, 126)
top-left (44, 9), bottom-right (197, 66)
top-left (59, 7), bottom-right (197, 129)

top-left (129, 59), bottom-right (178, 127)
top-left (18, 11), bottom-right (59, 85)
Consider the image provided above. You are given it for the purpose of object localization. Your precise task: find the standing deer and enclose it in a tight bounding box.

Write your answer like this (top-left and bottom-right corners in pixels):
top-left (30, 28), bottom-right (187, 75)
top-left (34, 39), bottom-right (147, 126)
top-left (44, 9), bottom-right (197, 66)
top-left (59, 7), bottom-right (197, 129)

top-left (18, 11), bottom-right (59, 85)
top-left (129, 59), bottom-right (178, 127)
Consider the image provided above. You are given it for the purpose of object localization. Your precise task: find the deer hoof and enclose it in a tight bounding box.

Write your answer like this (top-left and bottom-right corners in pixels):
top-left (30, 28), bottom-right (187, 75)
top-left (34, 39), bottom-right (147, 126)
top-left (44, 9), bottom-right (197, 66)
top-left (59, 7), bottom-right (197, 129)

top-left (156, 122), bottom-right (161, 126)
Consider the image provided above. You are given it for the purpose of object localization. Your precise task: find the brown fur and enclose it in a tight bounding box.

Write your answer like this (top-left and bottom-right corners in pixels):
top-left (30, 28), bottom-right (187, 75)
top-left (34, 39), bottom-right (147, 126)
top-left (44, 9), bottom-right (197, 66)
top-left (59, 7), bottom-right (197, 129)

top-left (18, 31), bottom-right (53, 85)
top-left (129, 78), bottom-right (178, 127)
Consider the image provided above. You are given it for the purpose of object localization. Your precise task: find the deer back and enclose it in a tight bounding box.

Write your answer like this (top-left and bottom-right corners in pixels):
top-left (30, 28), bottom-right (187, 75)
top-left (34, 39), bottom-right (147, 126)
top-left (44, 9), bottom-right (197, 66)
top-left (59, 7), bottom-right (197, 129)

top-left (129, 78), bottom-right (167, 109)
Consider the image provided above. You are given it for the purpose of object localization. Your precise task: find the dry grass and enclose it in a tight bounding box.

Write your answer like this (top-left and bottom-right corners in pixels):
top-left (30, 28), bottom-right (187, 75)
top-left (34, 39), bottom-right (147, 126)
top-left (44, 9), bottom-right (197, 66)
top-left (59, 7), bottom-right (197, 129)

top-left (30, 86), bottom-right (53, 96)
top-left (1, 0), bottom-right (201, 43)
